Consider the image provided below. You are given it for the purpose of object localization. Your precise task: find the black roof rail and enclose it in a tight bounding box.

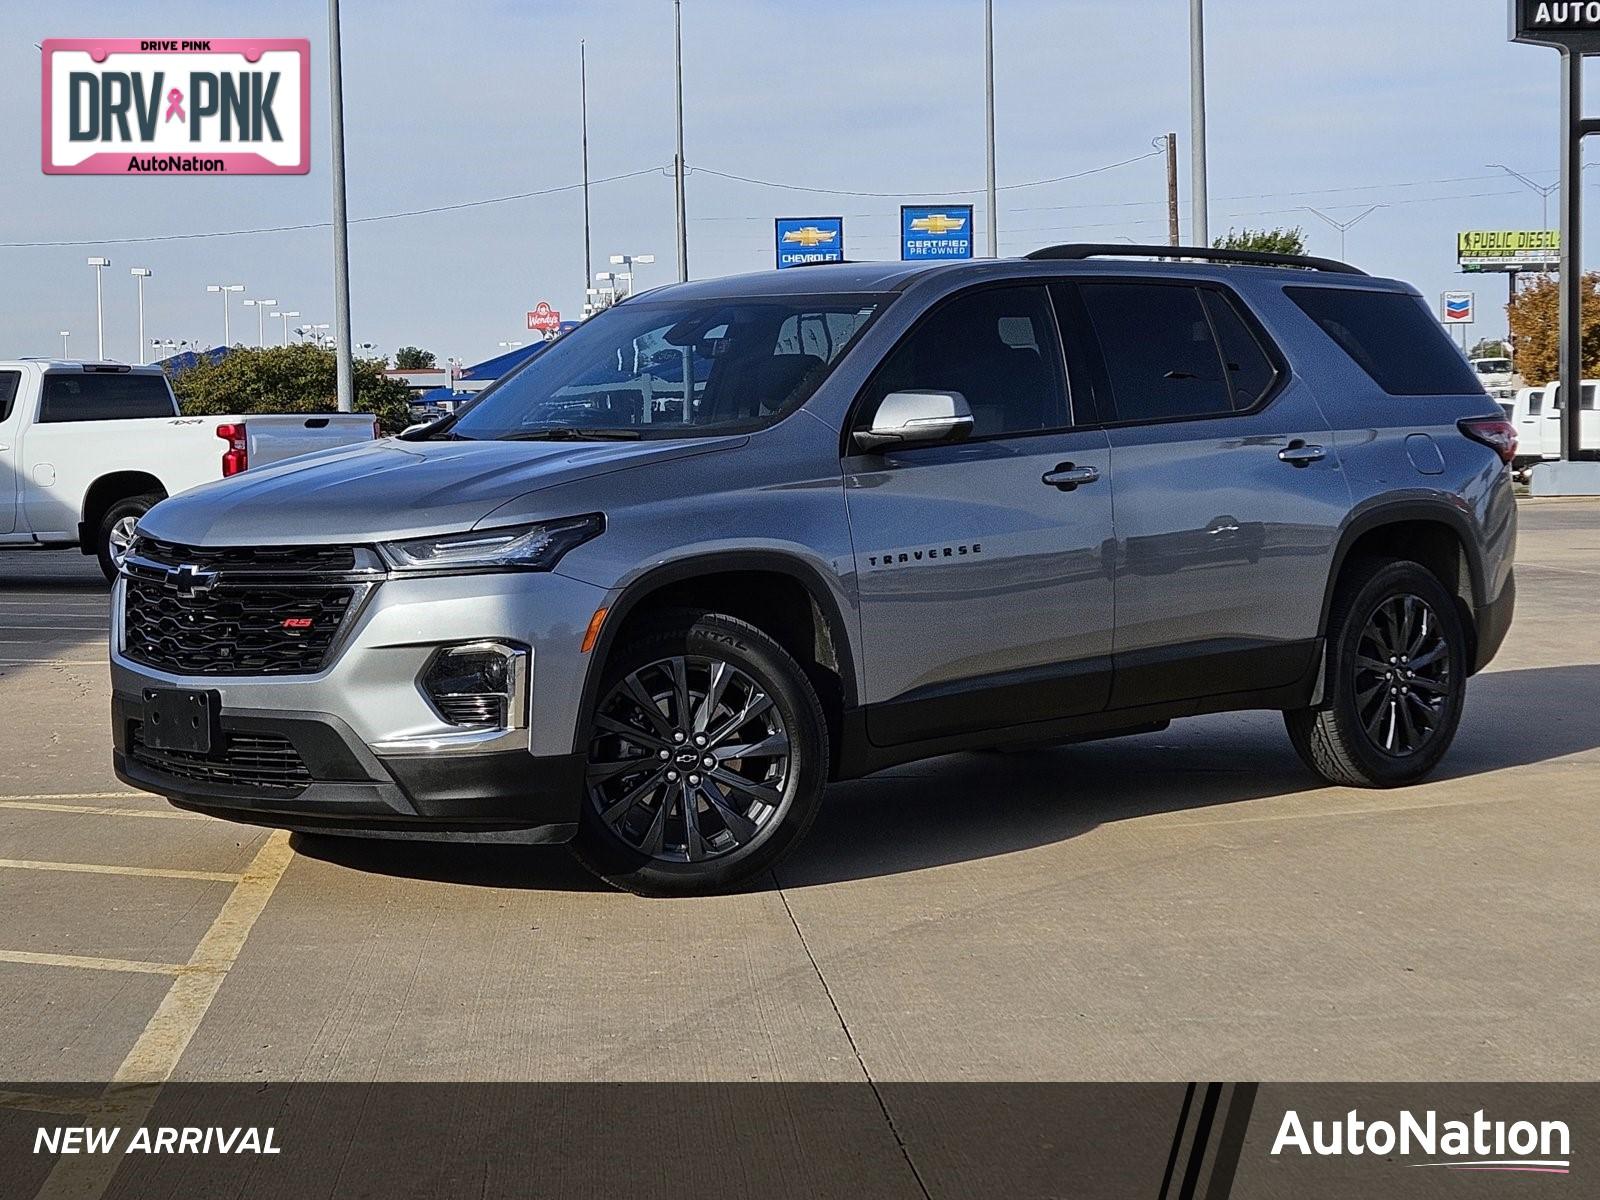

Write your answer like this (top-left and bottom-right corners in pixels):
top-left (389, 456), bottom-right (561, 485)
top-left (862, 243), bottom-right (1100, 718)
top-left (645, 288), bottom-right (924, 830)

top-left (1024, 243), bottom-right (1367, 276)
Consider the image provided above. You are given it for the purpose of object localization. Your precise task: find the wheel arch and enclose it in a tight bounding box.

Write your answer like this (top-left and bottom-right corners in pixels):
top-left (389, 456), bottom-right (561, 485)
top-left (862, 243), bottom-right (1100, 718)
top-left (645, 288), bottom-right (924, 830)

top-left (77, 472), bottom-right (168, 554)
top-left (573, 551), bottom-right (860, 757)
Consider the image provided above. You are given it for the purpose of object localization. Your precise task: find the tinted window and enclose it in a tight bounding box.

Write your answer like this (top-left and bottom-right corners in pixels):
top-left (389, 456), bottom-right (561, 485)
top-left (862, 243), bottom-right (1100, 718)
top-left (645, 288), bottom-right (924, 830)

top-left (1080, 283), bottom-right (1233, 421)
top-left (1286, 287), bottom-right (1484, 396)
top-left (1528, 391), bottom-right (1544, 417)
top-left (0, 371), bottom-right (18, 422)
top-left (861, 286), bottom-right (1070, 439)
top-left (39, 373), bottom-right (176, 423)
top-left (1202, 290), bottom-right (1278, 409)
top-left (448, 295), bottom-right (883, 440)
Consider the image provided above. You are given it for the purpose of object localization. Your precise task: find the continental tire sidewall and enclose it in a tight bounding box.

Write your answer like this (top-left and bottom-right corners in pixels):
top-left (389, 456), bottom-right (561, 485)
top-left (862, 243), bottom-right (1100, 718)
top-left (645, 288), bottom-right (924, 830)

top-left (573, 614), bottom-right (828, 896)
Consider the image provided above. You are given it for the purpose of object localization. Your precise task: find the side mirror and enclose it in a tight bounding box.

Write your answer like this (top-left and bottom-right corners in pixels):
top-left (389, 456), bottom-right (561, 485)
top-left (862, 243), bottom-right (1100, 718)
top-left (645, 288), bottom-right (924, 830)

top-left (853, 390), bottom-right (975, 453)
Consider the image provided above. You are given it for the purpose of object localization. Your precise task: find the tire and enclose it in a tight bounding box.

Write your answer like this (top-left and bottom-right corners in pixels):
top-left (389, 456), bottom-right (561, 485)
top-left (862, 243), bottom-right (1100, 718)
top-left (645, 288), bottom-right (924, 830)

top-left (570, 612), bottom-right (829, 897)
top-left (95, 493), bottom-right (162, 582)
top-left (1285, 559), bottom-right (1469, 788)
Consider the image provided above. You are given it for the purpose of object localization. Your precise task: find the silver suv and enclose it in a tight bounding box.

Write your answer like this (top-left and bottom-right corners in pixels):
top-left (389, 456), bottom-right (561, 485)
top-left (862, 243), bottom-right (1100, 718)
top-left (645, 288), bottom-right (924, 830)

top-left (110, 246), bottom-right (1518, 896)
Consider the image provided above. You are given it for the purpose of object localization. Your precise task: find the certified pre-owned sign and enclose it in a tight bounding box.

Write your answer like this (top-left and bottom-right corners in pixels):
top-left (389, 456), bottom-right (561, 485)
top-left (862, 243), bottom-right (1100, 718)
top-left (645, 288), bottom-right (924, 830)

top-left (42, 39), bottom-right (310, 175)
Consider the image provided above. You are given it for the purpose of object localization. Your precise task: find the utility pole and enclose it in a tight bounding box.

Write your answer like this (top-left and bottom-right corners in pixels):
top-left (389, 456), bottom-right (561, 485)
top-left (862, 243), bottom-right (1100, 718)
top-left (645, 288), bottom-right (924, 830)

top-left (1560, 50), bottom-right (1583, 463)
top-left (984, 0), bottom-right (998, 258)
top-left (1160, 133), bottom-right (1180, 247)
top-left (1304, 205), bottom-right (1383, 261)
top-left (1189, 0), bottom-right (1210, 245)
top-left (581, 40), bottom-right (593, 302)
top-left (328, 0), bottom-right (355, 411)
top-left (673, 0), bottom-right (689, 282)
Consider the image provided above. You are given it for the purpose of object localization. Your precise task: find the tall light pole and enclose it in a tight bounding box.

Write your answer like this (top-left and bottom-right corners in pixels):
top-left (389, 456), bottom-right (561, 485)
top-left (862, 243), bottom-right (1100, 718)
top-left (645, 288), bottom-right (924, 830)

top-left (609, 253), bottom-right (656, 299)
top-left (87, 257), bottom-right (110, 359)
top-left (129, 268), bottom-right (152, 364)
top-left (580, 40), bottom-right (593, 303)
top-left (1189, 0), bottom-right (1209, 246)
top-left (328, 0), bottom-right (355, 411)
top-left (673, 0), bottom-right (689, 282)
top-left (1487, 163), bottom-right (1561, 229)
top-left (59, 331), bottom-right (70, 359)
top-left (1303, 205), bottom-right (1383, 261)
top-left (271, 310), bottom-right (300, 346)
top-left (242, 298), bottom-right (278, 348)
top-left (984, 0), bottom-right (998, 258)
top-left (206, 283), bottom-right (245, 346)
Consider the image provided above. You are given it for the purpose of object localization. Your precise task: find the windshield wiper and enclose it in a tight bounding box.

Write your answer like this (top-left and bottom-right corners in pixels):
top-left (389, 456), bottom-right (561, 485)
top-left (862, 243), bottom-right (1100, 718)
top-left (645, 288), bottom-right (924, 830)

top-left (503, 426), bottom-right (643, 442)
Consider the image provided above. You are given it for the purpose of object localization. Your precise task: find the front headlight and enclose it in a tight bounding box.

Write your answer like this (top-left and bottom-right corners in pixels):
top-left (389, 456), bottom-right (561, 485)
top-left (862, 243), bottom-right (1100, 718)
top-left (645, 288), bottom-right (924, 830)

top-left (379, 513), bottom-right (604, 573)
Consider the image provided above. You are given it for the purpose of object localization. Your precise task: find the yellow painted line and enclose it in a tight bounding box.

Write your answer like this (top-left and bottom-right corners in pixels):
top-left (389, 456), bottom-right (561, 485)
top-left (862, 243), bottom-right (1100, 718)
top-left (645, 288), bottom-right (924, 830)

top-left (112, 829), bottom-right (294, 1084)
top-left (0, 801), bottom-right (206, 821)
top-left (0, 659), bottom-right (106, 666)
top-left (0, 858), bottom-right (242, 884)
top-left (0, 1089), bottom-right (150, 1119)
top-left (0, 792), bottom-right (145, 801)
top-left (0, 949), bottom-right (190, 977)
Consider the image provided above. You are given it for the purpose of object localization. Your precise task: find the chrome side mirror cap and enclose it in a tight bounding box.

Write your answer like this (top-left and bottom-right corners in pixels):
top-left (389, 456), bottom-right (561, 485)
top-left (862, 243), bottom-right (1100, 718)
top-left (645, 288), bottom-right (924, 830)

top-left (852, 390), bottom-right (975, 453)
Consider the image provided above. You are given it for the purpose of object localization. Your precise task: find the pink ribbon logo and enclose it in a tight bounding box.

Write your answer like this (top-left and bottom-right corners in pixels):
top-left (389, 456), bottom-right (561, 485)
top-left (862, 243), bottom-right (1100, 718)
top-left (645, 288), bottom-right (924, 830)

top-left (164, 88), bottom-right (185, 123)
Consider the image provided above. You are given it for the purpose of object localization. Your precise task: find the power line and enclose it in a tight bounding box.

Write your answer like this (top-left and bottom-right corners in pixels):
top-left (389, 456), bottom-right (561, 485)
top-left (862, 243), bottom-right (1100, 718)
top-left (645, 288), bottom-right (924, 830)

top-left (689, 150), bottom-right (1165, 198)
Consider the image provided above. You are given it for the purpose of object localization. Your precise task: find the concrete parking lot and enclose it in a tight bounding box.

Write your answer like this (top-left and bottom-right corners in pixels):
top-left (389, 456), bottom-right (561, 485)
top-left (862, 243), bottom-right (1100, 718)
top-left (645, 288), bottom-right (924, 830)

top-left (0, 500), bottom-right (1596, 1086)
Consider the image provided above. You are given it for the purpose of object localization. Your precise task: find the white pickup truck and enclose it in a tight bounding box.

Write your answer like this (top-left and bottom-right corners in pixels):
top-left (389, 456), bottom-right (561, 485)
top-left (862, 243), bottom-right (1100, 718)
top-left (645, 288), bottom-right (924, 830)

top-left (1, 360), bottom-right (379, 579)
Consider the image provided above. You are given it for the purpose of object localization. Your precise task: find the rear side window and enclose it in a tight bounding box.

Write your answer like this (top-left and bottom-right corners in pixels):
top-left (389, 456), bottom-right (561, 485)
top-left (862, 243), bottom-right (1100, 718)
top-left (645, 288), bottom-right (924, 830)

top-left (1080, 283), bottom-right (1240, 422)
top-left (39, 373), bottom-right (176, 423)
top-left (0, 371), bottom-right (19, 422)
top-left (1529, 391), bottom-right (1544, 417)
top-left (1286, 287), bottom-right (1483, 396)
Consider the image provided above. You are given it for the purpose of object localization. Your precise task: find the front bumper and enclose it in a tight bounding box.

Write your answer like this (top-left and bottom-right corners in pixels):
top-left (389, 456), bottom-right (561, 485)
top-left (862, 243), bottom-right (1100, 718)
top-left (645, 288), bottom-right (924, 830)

top-left (109, 566), bottom-right (609, 841)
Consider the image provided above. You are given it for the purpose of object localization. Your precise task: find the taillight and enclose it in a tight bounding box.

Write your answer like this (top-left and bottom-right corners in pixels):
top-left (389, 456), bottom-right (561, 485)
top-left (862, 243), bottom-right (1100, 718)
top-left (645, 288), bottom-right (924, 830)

top-left (1459, 417), bottom-right (1517, 466)
top-left (217, 423), bottom-right (249, 476)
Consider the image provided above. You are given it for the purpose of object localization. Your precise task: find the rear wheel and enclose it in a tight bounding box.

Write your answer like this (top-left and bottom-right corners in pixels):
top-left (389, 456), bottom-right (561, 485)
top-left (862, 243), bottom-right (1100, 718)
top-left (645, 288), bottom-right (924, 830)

top-left (570, 612), bottom-right (829, 897)
top-left (1286, 560), bottom-right (1468, 788)
top-left (95, 493), bottom-right (162, 582)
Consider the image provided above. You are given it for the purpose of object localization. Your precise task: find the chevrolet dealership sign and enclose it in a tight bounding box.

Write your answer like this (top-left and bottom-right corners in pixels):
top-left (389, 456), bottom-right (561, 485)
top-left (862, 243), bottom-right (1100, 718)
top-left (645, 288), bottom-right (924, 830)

top-left (1513, 0), bottom-right (1600, 51)
top-left (42, 38), bottom-right (310, 175)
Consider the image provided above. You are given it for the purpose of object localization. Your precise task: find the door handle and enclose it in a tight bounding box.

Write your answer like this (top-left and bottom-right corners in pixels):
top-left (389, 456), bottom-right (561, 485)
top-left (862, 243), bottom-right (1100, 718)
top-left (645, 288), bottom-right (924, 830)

top-left (1278, 441), bottom-right (1326, 467)
top-left (1042, 463), bottom-right (1101, 491)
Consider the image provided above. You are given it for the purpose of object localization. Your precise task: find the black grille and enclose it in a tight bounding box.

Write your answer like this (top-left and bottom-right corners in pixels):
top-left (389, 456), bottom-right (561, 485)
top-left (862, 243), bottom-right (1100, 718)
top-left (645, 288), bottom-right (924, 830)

top-left (123, 539), bottom-right (369, 677)
top-left (128, 723), bottom-right (312, 792)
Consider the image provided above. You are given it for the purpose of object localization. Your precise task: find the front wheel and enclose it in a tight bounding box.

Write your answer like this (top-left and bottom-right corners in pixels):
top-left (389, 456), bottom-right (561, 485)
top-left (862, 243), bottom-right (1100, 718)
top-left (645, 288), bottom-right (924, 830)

top-left (1286, 559), bottom-right (1468, 788)
top-left (95, 493), bottom-right (162, 582)
top-left (570, 612), bottom-right (829, 897)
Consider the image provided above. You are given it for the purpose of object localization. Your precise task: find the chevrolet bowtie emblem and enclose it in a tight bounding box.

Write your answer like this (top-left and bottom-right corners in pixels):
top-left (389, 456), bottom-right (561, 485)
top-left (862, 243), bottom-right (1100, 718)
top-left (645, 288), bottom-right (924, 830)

top-left (167, 564), bottom-right (219, 598)
top-left (782, 226), bottom-right (840, 248)
top-left (911, 213), bottom-right (967, 235)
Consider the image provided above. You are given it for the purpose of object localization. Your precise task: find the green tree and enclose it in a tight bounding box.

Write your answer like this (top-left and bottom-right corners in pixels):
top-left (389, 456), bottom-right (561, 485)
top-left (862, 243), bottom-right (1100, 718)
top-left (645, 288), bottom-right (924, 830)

top-left (393, 346), bottom-right (436, 370)
top-left (1212, 227), bottom-right (1309, 256)
top-left (1470, 338), bottom-right (1511, 360)
top-left (168, 344), bottom-right (414, 434)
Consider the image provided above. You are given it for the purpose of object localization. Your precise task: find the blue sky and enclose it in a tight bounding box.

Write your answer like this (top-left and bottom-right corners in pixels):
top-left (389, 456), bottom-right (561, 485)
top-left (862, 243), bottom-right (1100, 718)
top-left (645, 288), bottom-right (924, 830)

top-left (0, 0), bottom-right (1587, 364)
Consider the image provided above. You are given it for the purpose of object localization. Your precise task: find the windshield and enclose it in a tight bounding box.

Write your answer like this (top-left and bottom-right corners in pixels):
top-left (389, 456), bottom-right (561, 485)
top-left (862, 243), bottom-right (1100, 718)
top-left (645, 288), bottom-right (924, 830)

top-left (1474, 359), bottom-right (1512, 375)
top-left (443, 293), bottom-right (888, 441)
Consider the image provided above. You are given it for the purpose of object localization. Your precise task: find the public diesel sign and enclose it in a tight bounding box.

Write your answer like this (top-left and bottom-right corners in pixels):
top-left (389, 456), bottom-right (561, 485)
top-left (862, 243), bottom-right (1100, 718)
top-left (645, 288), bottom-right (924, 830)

top-left (42, 39), bottom-right (310, 175)
top-left (1458, 230), bottom-right (1561, 272)
top-left (1513, 0), bottom-right (1600, 51)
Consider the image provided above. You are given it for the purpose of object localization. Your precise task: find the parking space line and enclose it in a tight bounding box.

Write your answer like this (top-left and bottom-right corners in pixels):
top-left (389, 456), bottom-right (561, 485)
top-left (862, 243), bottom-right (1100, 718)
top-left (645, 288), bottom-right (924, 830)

top-left (0, 858), bottom-right (242, 883)
top-left (0, 950), bottom-right (192, 977)
top-left (0, 659), bottom-right (107, 666)
top-left (113, 829), bottom-right (294, 1083)
top-left (0, 801), bottom-right (206, 821)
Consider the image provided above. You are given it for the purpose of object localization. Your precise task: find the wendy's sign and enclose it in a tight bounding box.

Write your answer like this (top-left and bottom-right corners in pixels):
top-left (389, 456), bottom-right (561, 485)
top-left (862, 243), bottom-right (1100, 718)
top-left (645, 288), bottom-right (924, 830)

top-left (1513, 1), bottom-right (1600, 52)
top-left (42, 39), bottom-right (310, 175)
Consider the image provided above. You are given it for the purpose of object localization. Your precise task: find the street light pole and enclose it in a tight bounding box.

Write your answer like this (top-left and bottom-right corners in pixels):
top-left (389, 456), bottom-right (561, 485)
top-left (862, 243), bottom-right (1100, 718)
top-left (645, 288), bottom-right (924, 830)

top-left (1189, 0), bottom-right (1209, 246)
top-left (87, 257), bottom-right (110, 359)
top-left (673, 0), bottom-right (689, 282)
top-left (272, 310), bottom-right (300, 346)
top-left (984, 0), bottom-right (998, 258)
top-left (328, 0), bottom-right (355, 411)
top-left (59, 331), bottom-right (70, 358)
top-left (206, 284), bottom-right (245, 346)
top-left (243, 299), bottom-right (278, 348)
top-left (580, 40), bottom-right (593, 303)
top-left (609, 253), bottom-right (656, 300)
top-left (1303, 205), bottom-right (1383, 261)
top-left (1487, 163), bottom-right (1562, 229)
top-left (130, 268), bottom-right (151, 364)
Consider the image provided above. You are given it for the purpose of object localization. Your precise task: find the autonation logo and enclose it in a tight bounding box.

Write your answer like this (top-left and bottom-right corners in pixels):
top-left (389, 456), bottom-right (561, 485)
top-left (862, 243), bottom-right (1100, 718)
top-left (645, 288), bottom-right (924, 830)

top-left (1272, 1108), bottom-right (1571, 1175)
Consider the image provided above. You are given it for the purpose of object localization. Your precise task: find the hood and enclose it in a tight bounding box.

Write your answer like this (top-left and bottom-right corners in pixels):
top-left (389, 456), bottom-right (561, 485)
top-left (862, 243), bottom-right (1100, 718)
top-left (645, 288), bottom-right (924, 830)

top-left (139, 435), bottom-right (746, 546)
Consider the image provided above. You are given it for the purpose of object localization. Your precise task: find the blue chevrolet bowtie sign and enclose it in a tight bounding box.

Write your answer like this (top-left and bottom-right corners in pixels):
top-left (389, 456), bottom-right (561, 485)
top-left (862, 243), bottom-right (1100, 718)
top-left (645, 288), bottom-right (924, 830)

top-left (775, 217), bottom-right (845, 269)
top-left (901, 204), bottom-right (975, 261)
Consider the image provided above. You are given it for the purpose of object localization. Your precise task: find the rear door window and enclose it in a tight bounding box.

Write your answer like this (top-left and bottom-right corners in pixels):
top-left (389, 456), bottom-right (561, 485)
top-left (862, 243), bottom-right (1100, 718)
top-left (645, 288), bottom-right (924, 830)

top-left (1078, 283), bottom-right (1234, 422)
top-left (0, 371), bottom-right (19, 422)
top-left (39, 373), bottom-right (176, 423)
top-left (1286, 287), bottom-right (1483, 396)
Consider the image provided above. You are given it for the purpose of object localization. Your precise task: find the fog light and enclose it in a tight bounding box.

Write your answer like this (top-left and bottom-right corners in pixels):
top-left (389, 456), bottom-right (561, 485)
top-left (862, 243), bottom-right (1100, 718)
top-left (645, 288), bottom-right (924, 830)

top-left (421, 643), bottom-right (528, 730)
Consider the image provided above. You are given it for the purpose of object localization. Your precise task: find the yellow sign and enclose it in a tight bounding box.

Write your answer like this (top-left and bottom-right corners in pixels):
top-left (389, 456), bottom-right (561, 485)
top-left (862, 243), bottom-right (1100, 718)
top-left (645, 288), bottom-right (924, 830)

top-left (910, 213), bottom-right (968, 236)
top-left (1457, 230), bottom-right (1560, 272)
top-left (782, 226), bottom-right (840, 248)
